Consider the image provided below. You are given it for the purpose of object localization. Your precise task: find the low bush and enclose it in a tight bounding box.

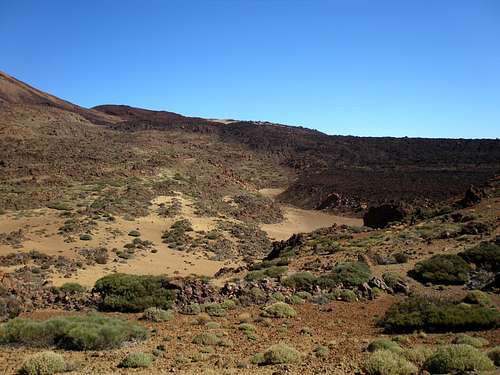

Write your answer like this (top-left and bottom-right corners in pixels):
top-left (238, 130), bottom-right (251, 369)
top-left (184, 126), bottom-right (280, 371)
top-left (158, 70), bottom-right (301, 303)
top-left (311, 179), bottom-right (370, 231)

top-left (118, 352), bottom-right (152, 368)
top-left (193, 332), bottom-right (227, 346)
top-left (409, 254), bottom-right (470, 285)
top-left (488, 346), bottom-right (500, 366)
top-left (19, 351), bottom-right (66, 375)
top-left (452, 334), bottom-right (488, 348)
top-left (423, 344), bottom-right (494, 373)
top-left (261, 302), bottom-right (296, 318)
top-left (316, 262), bottom-right (371, 288)
top-left (463, 290), bottom-right (492, 306)
top-left (363, 349), bottom-right (418, 375)
top-left (58, 282), bottom-right (85, 294)
top-left (179, 302), bottom-right (201, 315)
top-left (314, 345), bottom-right (329, 358)
top-left (254, 343), bottom-right (301, 365)
top-left (245, 266), bottom-right (288, 281)
top-left (382, 295), bottom-right (499, 333)
top-left (367, 338), bottom-right (402, 353)
top-left (0, 314), bottom-right (147, 350)
top-left (400, 346), bottom-right (433, 367)
top-left (93, 273), bottom-right (176, 312)
top-left (459, 241), bottom-right (500, 271)
top-left (239, 323), bottom-right (257, 340)
top-left (283, 272), bottom-right (317, 290)
top-left (204, 303), bottom-right (227, 317)
top-left (142, 307), bottom-right (173, 322)
top-left (79, 234), bottom-right (92, 241)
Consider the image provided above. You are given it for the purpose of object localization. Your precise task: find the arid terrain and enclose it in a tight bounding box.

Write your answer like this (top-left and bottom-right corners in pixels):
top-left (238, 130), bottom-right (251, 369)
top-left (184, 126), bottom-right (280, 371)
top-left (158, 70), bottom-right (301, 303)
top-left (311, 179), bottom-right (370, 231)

top-left (0, 71), bottom-right (499, 375)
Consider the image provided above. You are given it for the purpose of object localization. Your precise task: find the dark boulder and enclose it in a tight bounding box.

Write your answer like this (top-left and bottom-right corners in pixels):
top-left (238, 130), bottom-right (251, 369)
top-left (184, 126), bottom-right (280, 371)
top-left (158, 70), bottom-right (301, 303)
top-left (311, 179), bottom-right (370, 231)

top-left (458, 185), bottom-right (484, 207)
top-left (363, 203), bottom-right (406, 229)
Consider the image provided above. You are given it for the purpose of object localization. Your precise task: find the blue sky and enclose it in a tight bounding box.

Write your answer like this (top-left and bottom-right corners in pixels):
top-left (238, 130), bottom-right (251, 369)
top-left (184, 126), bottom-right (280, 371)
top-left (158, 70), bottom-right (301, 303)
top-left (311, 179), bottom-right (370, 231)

top-left (1, 0), bottom-right (499, 138)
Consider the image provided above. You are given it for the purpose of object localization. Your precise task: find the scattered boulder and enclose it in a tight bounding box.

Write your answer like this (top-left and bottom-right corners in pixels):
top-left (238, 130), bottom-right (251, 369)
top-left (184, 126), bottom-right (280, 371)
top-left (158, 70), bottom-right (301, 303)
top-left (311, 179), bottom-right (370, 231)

top-left (458, 185), bottom-right (484, 207)
top-left (363, 203), bottom-right (407, 229)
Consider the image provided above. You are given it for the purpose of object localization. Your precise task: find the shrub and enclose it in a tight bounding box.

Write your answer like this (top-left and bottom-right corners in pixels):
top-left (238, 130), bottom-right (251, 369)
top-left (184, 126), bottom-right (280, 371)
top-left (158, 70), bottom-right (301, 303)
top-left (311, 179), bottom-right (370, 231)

top-left (271, 292), bottom-right (285, 302)
top-left (119, 352), bottom-right (152, 368)
top-left (314, 345), bottom-right (329, 358)
top-left (382, 295), bottom-right (500, 333)
top-left (295, 291), bottom-right (312, 300)
top-left (287, 294), bottom-right (305, 305)
top-left (180, 302), bottom-right (201, 315)
top-left (220, 299), bottom-right (236, 310)
top-left (367, 339), bottom-right (402, 353)
top-left (459, 242), bottom-right (500, 271)
top-left (423, 344), bottom-right (495, 373)
top-left (79, 234), bottom-right (92, 241)
top-left (19, 351), bottom-right (65, 375)
top-left (142, 307), bottom-right (173, 322)
top-left (0, 293), bottom-right (22, 321)
top-left (128, 230), bottom-right (141, 237)
top-left (58, 283), bottom-right (85, 294)
top-left (261, 302), bottom-right (296, 318)
top-left (245, 266), bottom-right (288, 281)
top-left (93, 273), bottom-right (176, 312)
top-left (452, 334), bottom-right (488, 348)
top-left (205, 321), bottom-right (220, 329)
top-left (400, 346), bottom-right (433, 367)
top-left (488, 346), bottom-right (500, 366)
top-left (364, 350), bottom-right (418, 375)
top-left (283, 272), bottom-right (317, 290)
top-left (192, 332), bottom-right (223, 346)
top-left (0, 314), bottom-right (147, 350)
top-left (259, 343), bottom-right (301, 365)
top-left (204, 303), bottom-right (227, 317)
top-left (409, 254), bottom-right (470, 285)
top-left (316, 262), bottom-right (371, 288)
top-left (239, 323), bottom-right (257, 340)
top-left (463, 290), bottom-right (492, 306)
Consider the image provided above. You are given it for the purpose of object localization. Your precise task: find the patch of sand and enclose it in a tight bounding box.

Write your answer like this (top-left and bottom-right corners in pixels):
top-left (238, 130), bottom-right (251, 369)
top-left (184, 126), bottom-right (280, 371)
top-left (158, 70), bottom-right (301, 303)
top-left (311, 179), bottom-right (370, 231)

top-left (261, 205), bottom-right (362, 241)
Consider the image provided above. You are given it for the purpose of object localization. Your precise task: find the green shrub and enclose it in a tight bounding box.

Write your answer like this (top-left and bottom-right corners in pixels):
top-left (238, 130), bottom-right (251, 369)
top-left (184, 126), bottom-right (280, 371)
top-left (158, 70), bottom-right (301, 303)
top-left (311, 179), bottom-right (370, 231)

top-left (463, 290), bottom-right (492, 306)
top-left (423, 344), bottom-right (495, 374)
top-left (287, 294), bottom-right (305, 305)
top-left (79, 234), bottom-right (92, 241)
top-left (180, 302), bottom-right (201, 315)
top-left (283, 272), bottom-right (317, 290)
top-left (204, 322), bottom-right (219, 330)
top-left (295, 291), bottom-right (312, 300)
top-left (19, 351), bottom-right (65, 375)
top-left (316, 262), bottom-right (371, 288)
top-left (400, 346), bottom-right (433, 367)
top-left (271, 292), bottom-right (285, 302)
top-left (382, 295), bottom-right (499, 333)
top-left (258, 343), bottom-right (301, 365)
top-left (245, 266), bottom-right (288, 281)
top-left (239, 323), bottom-right (257, 340)
top-left (459, 242), bottom-right (500, 271)
top-left (338, 289), bottom-right (357, 302)
top-left (487, 346), bottom-right (500, 366)
top-left (204, 303), bottom-right (227, 317)
top-left (409, 254), bottom-right (470, 285)
top-left (0, 314), bottom-right (147, 350)
top-left (314, 345), bottom-right (329, 358)
top-left (261, 302), bottom-right (296, 318)
top-left (220, 299), bottom-right (236, 310)
top-left (192, 332), bottom-right (224, 346)
top-left (58, 283), bottom-right (85, 294)
top-left (128, 230), bottom-right (141, 237)
top-left (452, 334), bottom-right (488, 348)
top-left (367, 339), bottom-right (402, 353)
top-left (142, 307), bottom-right (173, 322)
top-left (364, 350), bottom-right (418, 375)
top-left (93, 273), bottom-right (176, 312)
top-left (119, 352), bottom-right (152, 368)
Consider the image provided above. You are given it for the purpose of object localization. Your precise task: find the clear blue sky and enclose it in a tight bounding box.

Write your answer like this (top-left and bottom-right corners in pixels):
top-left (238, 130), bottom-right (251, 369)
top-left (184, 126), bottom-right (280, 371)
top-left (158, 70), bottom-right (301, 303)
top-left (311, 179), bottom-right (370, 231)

top-left (1, 1), bottom-right (499, 138)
